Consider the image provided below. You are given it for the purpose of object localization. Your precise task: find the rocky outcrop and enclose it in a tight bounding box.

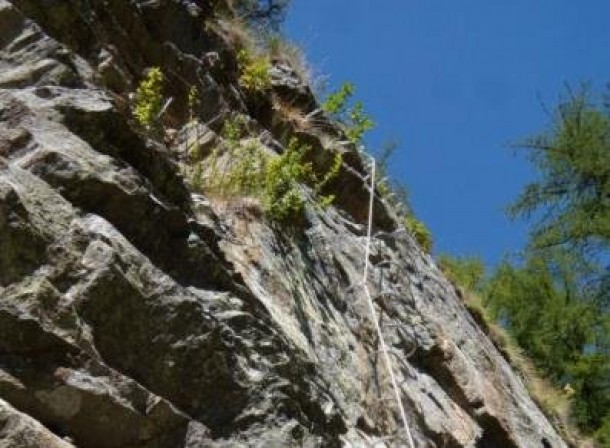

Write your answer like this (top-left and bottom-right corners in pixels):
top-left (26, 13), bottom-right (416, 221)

top-left (0, 1), bottom-right (567, 446)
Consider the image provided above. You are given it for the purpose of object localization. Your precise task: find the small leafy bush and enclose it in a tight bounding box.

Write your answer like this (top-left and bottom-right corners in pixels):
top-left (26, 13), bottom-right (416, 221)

top-left (322, 82), bottom-right (374, 144)
top-left (322, 82), bottom-right (355, 115)
top-left (314, 150), bottom-right (343, 207)
top-left (133, 67), bottom-right (164, 129)
top-left (228, 140), bottom-right (268, 195)
top-left (237, 49), bottom-right (272, 92)
top-left (405, 214), bottom-right (433, 253)
top-left (345, 101), bottom-right (374, 144)
top-left (222, 114), bottom-right (247, 143)
top-left (264, 138), bottom-right (314, 220)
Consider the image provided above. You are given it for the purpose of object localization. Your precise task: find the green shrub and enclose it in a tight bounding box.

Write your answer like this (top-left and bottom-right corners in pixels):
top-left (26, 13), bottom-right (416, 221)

top-left (228, 140), bottom-right (268, 195)
top-left (322, 82), bottom-right (355, 115)
top-left (264, 138), bottom-right (343, 219)
top-left (314, 150), bottom-right (343, 207)
top-left (405, 214), bottom-right (433, 253)
top-left (264, 138), bottom-right (314, 220)
top-left (322, 82), bottom-right (374, 144)
top-left (345, 101), bottom-right (374, 144)
top-left (133, 67), bottom-right (164, 129)
top-left (221, 114), bottom-right (247, 143)
top-left (237, 49), bottom-right (272, 92)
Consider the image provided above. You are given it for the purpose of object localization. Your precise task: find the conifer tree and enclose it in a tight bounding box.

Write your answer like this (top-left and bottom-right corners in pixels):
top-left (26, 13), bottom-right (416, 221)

top-left (506, 86), bottom-right (610, 438)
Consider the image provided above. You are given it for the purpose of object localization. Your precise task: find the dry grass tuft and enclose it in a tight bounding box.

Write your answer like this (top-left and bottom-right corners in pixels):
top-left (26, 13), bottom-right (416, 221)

top-left (265, 35), bottom-right (311, 82)
top-left (271, 95), bottom-right (312, 130)
top-left (211, 16), bottom-right (257, 52)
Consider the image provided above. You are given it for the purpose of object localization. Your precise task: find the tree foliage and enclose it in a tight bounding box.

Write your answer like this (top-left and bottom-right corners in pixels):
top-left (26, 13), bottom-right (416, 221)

top-left (509, 87), bottom-right (610, 255)
top-left (488, 86), bottom-right (610, 440)
top-left (485, 255), bottom-right (597, 374)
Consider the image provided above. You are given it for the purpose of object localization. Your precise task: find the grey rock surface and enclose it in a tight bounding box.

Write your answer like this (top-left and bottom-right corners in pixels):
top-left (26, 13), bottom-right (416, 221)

top-left (0, 0), bottom-right (568, 446)
top-left (0, 398), bottom-right (75, 448)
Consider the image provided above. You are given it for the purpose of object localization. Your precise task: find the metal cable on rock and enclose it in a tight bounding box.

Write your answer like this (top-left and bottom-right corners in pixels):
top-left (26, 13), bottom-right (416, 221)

top-left (362, 157), bottom-right (416, 448)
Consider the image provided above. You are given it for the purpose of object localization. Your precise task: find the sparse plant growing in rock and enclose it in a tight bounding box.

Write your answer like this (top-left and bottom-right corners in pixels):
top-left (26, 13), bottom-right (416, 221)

top-left (271, 96), bottom-right (310, 130)
top-left (187, 86), bottom-right (202, 165)
top-left (199, 115), bottom-right (249, 194)
top-left (133, 67), bottom-right (165, 129)
top-left (208, 14), bottom-right (257, 51)
top-left (222, 114), bottom-right (248, 144)
top-left (374, 140), bottom-right (401, 203)
top-left (203, 115), bottom-right (268, 196)
top-left (227, 140), bottom-right (268, 195)
top-left (313, 150), bottom-right (343, 207)
top-left (188, 86), bottom-right (200, 121)
top-left (237, 48), bottom-right (272, 92)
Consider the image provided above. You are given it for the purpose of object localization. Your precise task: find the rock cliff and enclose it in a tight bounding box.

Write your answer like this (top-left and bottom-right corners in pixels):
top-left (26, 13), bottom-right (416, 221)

top-left (0, 1), bottom-right (568, 446)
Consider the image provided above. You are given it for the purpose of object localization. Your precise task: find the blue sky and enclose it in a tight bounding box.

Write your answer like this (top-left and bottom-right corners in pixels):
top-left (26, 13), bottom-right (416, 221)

top-left (285, 1), bottom-right (610, 266)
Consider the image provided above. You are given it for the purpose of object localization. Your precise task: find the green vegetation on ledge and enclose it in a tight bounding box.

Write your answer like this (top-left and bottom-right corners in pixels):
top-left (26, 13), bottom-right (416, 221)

top-left (190, 116), bottom-right (341, 222)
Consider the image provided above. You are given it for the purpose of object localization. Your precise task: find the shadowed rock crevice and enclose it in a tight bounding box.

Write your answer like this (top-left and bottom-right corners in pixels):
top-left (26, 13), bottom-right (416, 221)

top-left (475, 414), bottom-right (519, 448)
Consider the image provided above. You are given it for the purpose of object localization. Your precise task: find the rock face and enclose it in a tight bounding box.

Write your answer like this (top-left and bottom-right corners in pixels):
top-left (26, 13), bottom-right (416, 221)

top-left (0, 1), bottom-right (567, 447)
